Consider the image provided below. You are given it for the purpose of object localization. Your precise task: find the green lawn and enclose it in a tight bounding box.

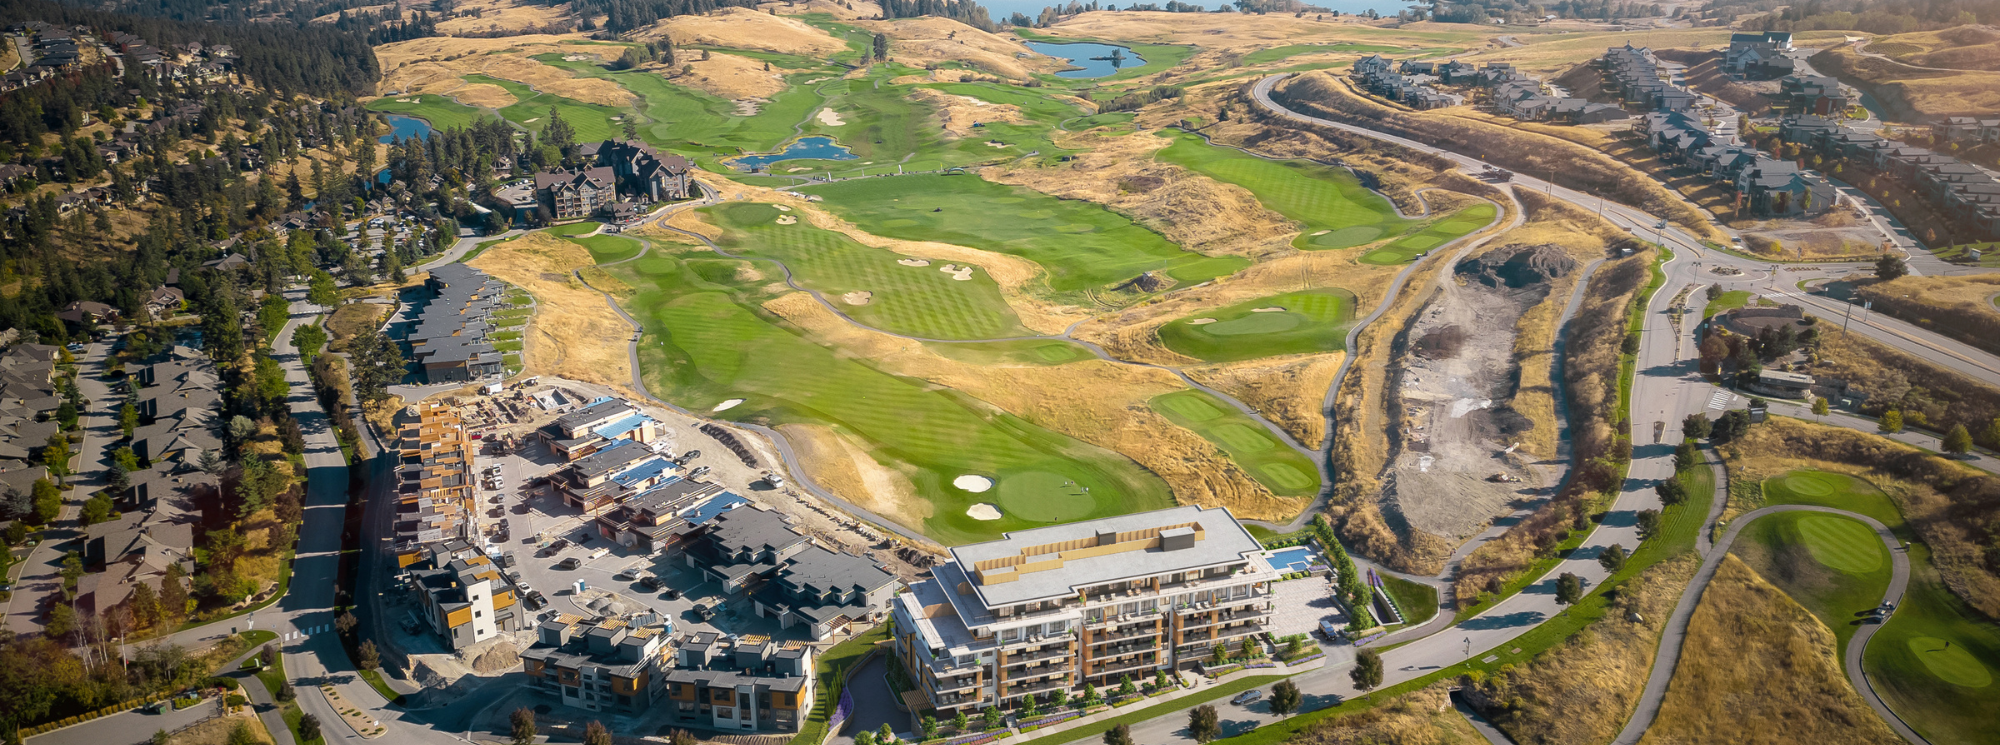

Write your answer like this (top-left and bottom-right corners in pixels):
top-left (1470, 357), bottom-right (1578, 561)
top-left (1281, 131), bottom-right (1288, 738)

top-left (1156, 288), bottom-right (1357, 362)
top-left (924, 339), bottom-right (1096, 366)
top-left (1149, 390), bottom-right (1318, 497)
top-left (1703, 289), bottom-right (1752, 318)
top-left (1759, 469), bottom-right (2000, 744)
top-left (612, 251), bottom-right (1174, 544)
top-left (705, 202), bottom-right (1030, 339)
top-left (534, 53), bottom-right (826, 156)
top-left (1154, 130), bottom-right (1412, 250)
top-left (1730, 510), bottom-right (1892, 655)
top-left (790, 624), bottom-right (887, 745)
top-left (1357, 203), bottom-right (1498, 265)
top-left (467, 74), bottom-right (631, 143)
top-left (1382, 575), bottom-right (1439, 626)
top-left (800, 174), bottom-right (1247, 296)
top-left (1063, 112), bottom-right (1135, 131)
top-left (570, 233), bottom-right (644, 264)
top-left (363, 94), bottom-right (490, 131)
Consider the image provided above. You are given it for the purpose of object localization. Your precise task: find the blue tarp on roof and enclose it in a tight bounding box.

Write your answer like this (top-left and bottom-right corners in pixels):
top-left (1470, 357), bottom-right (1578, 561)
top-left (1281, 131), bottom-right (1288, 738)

top-left (611, 457), bottom-right (677, 487)
top-left (595, 414), bottom-right (652, 439)
top-left (683, 492), bottom-right (748, 525)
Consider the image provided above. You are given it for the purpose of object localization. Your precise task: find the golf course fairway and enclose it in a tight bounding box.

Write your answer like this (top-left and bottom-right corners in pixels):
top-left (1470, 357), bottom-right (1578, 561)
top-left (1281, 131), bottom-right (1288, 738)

top-left (1157, 288), bottom-right (1357, 362)
top-left (610, 249), bottom-right (1173, 545)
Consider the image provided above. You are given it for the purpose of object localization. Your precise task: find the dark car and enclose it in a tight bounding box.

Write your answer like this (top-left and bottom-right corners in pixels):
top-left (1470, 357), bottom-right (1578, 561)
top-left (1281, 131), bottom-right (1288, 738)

top-left (639, 576), bottom-right (665, 591)
top-left (662, 588), bottom-right (681, 600)
top-left (557, 557), bottom-right (580, 570)
top-left (524, 591), bottom-right (547, 609)
top-left (1231, 690), bottom-right (1263, 706)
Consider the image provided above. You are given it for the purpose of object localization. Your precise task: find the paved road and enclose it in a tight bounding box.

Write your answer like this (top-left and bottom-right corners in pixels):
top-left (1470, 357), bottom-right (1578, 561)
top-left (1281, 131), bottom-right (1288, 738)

top-left (26, 694), bottom-right (220, 745)
top-left (1612, 504), bottom-right (1921, 745)
top-left (6, 341), bottom-right (120, 636)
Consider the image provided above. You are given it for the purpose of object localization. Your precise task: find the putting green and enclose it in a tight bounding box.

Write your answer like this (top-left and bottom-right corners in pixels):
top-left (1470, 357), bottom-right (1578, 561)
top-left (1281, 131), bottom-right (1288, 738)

top-left (1157, 391), bottom-right (1226, 422)
top-left (998, 471), bottom-right (1099, 522)
top-left (1150, 390), bottom-right (1318, 497)
top-left (1157, 288), bottom-right (1357, 363)
top-left (800, 174), bottom-right (1247, 294)
top-left (1358, 203), bottom-right (1499, 265)
top-left (1908, 637), bottom-right (1994, 687)
top-left (1206, 313), bottom-right (1303, 336)
top-left (1797, 516), bottom-right (1886, 574)
top-left (704, 202), bottom-right (1031, 340)
top-left (1781, 471), bottom-right (1843, 497)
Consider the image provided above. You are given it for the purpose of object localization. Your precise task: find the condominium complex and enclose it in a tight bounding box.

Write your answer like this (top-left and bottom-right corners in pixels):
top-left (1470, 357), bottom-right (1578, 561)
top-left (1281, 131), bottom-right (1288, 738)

top-left (409, 264), bottom-right (508, 383)
top-left (523, 614), bottom-right (671, 714)
top-left (537, 397), bottom-right (663, 461)
top-left (891, 506), bottom-right (1273, 716)
top-left (662, 632), bottom-right (814, 733)
top-left (411, 541), bottom-right (520, 649)
top-left (392, 401), bottom-right (478, 568)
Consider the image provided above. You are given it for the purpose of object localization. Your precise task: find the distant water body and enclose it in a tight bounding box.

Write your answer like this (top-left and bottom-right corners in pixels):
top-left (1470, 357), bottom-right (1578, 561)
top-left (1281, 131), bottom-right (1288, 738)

top-left (1023, 40), bottom-right (1144, 78)
top-left (380, 114), bottom-right (435, 144)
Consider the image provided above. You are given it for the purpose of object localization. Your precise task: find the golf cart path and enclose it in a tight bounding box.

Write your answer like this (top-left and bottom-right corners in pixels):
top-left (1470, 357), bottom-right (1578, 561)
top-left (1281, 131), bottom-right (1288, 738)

top-left (1614, 501), bottom-right (1923, 744)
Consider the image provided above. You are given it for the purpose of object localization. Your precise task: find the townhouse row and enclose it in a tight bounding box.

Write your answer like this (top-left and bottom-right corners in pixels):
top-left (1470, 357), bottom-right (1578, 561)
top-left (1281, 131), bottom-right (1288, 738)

top-left (1783, 115), bottom-right (2000, 238)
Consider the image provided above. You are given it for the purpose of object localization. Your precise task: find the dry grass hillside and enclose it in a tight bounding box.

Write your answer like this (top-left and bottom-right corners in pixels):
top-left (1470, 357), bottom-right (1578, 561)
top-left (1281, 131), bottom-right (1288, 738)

top-left (1287, 683), bottom-right (1486, 744)
top-left (910, 88), bottom-right (1031, 136)
top-left (1863, 25), bottom-right (2000, 71)
top-left (639, 7), bottom-right (849, 57)
top-left (761, 0), bottom-right (884, 20)
top-left (1851, 273), bottom-right (2000, 357)
top-left (467, 232), bottom-right (635, 391)
top-left (376, 35), bottom-right (633, 107)
top-left (1812, 44), bottom-right (2000, 120)
top-left (1810, 327), bottom-right (2000, 448)
top-left (1045, 11), bottom-right (1494, 51)
top-left (1272, 71), bottom-right (1721, 241)
top-left (1462, 554), bottom-right (1698, 745)
top-left (436, 0), bottom-right (573, 35)
top-left (1722, 418), bottom-right (2000, 620)
top-left (855, 17), bottom-right (1056, 79)
top-left (1636, 555), bottom-right (1900, 745)
top-left (662, 51), bottom-right (791, 100)
top-left (763, 293), bottom-right (1306, 521)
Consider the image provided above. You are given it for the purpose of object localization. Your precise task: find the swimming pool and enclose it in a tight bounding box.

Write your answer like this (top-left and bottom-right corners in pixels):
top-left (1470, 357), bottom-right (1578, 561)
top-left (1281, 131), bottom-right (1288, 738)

top-left (1266, 547), bottom-right (1321, 573)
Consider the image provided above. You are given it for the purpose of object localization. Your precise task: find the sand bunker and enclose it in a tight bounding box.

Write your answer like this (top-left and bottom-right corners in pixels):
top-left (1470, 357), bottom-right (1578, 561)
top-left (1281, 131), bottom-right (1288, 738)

top-left (1252, 307), bottom-right (1287, 313)
top-left (897, 259), bottom-right (932, 267)
top-left (986, 141), bottom-right (1010, 148)
top-left (842, 291), bottom-right (872, 305)
top-left (967, 503), bottom-right (1002, 520)
top-left (776, 215), bottom-right (797, 225)
top-left (816, 108), bottom-right (846, 126)
top-left (713, 399), bottom-right (744, 412)
top-left (1188, 318), bottom-right (1217, 325)
top-left (938, 264), bottom-right (975, 281)
top-left (775, 205), bottom-right (792, 212)
top-left (954, 475), bottom-right (994, 492)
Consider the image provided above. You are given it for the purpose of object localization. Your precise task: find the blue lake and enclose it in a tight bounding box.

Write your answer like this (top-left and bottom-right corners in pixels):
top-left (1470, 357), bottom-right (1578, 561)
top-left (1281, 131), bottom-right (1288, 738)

top-left (983, 0), bottom-right (1412, 17)
top-left (1023, 40), bottom-right (1143, 79)
top-left (729, 136), bottom-right (858, 170)
top-left (380, 113), bottom-right (434, 144)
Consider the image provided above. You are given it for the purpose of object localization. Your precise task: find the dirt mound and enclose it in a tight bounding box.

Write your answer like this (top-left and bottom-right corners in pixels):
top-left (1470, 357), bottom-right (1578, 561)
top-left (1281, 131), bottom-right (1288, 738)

top-left (1410, 325), bottom-right (1467, 359)
top-left (1455, 243), bottom-right (1577, 290)
top-left (1114, 271), bottom-right (1169, 293)
top-left (465, 641), bottom-right (521, 674)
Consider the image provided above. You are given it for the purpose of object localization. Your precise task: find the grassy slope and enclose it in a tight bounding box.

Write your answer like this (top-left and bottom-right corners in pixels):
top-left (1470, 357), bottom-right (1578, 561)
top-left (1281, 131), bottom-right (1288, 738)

top-left (799, 174), bottom-right (1248, 294)
top-left (1156, 288), bottom-right (1357, 362)
top-left (611, 250), bottom-right (1173, 544)
top-left (705, 202), bottom-right (1030, 340)
top-left (1358, 202), bottom-right (1499, 265)
top-left (536, 52), bottom-right (830, 158)
top-left (363, 94), bottom-right (490, 130)
top-left (1760, 469), bottom-right (2000, 745)
top-left (1153, 130), bottom-right (1411, 250)
top-left (1730, 509), bottom-right (1893, 656)
top-left (1149, 390), bottom-right (1318, 497)
top-left (466, 74), bottom-right (629, 142)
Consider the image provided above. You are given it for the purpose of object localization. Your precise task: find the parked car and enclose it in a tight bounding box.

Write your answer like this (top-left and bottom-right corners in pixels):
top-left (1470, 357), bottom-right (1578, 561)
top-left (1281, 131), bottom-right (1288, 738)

top-left (524, 591), bottom-right (547, 609)
top-left (1231, 690), bottom-right (1263, 706)
top-left (557, 557), bottom-right (580, 570)
top-left (639, 576), bottom-right (665, 591)
top-left (662, 588), bottom-right (681, 600)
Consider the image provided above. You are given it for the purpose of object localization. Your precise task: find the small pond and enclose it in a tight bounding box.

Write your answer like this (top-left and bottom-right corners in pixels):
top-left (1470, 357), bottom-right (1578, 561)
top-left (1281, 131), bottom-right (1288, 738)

top-left (729, 136), bottom-right (858, 171)
top-left (1023, 40), bottom-right (1144, 79)
top-left (380, 114), bottom-right (434, 144)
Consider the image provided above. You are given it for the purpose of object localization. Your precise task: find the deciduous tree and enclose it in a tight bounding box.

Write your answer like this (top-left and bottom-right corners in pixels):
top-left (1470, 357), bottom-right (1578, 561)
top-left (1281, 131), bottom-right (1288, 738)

top-left (1188, 704), bottom-right (1220, 743)
top-left (1269, 679), bottom-right (1301, 716)
top-left (1944, 424), bottom-right (1972, 455)
top-left (1350, 648), bottom-right (1383, 692)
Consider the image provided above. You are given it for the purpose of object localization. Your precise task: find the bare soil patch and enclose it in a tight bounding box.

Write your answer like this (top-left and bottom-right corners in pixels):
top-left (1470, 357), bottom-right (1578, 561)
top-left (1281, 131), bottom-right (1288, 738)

top-left (467, 232), bottom-right (634, 389)
top-left (436, 0), bottom-right (573, 35)
top-left (376, 35), bottom-right (633, 107)
top-left (1381, 242), bottom-right (1575, 542)
top-left (166, 712), bottom-right (276, 745)
top-left (640, 7), bottom-right (848, 57)
top-left (909, 87), bottom-right (1028, 136)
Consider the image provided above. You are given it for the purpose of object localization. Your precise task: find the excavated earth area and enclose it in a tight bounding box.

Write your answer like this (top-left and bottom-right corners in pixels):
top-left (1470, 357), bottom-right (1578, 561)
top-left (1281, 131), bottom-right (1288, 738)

top-left (1380, 244), bottom-right (1576, 542)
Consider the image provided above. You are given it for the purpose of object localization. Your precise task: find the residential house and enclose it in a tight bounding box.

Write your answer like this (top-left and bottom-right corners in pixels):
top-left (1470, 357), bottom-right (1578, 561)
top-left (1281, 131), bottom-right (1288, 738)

top-left (1725, 31), bottom-right (1794, 75)
top-left (661, 633), bottom-right (814, 733)
top-left (524, 615), bottom-right (674, 714)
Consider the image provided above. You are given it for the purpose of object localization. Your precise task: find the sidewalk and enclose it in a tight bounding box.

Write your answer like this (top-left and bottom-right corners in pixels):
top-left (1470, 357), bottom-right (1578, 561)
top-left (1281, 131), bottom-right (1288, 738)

top-left (987, 657), bottom-right (1325, 745)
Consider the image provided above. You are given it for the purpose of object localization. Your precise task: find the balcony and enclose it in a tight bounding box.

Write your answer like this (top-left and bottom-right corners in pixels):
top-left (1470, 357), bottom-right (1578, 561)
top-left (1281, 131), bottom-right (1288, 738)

top-left (1091, 655), bottom-right (1159, 677)
top-left (1090, 626), bottom-right (1158, 644)
top-left (1004, 677), bottom-right (1068, 698)
top-left (1213, 623), bottom-right (1264, 641)
top-left (1175, 591), bottom-right (1268, 615)
top-left (1180, 608), bottom-right (1270, 630)
top-left (937, 692), bottom-right (987, 708)
top-left (1093, 639), bottom-right (1156, 657)
top-left (933, 675), bottom-right (982, 693)
top-left (1004, 646), bottom-right (1072, 666)
top-left (1000, 631), bottom-right (1073, 650)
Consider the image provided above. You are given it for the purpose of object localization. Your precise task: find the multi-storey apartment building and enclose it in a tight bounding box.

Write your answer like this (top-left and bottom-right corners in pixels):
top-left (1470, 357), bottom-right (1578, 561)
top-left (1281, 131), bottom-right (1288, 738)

top-left (408, 264), bottom-right (507, 383)
top-left (534, 167), bottom-right (618, 220)
top-left (663, 632), bottom-right (814, 733)
top-left (523, 614), bottom-right (671, 714)
top-left (411, 541), bottom-right (520, 649)
top-left (891, 506), bottom-right (1273, 716)
top-left (392, 401), bottom-right (478, 567)
top-left (537, 398), bottom-right (662, 461)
